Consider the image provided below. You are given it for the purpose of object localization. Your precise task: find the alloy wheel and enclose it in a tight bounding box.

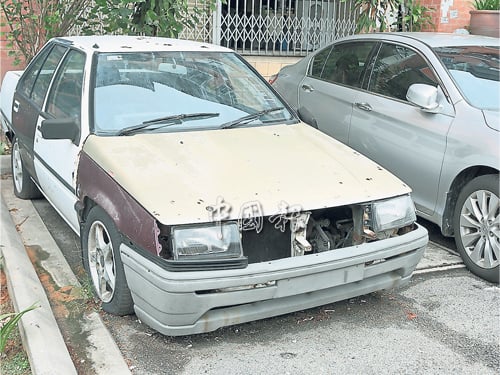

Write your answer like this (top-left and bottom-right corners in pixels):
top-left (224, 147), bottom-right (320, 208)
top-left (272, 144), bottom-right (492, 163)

top-left (12, 141), bottom-right (24, 193)
top-left (87, 220), bottom-right (116, 303)
top-left (459, 189), bottom-right (500, 269)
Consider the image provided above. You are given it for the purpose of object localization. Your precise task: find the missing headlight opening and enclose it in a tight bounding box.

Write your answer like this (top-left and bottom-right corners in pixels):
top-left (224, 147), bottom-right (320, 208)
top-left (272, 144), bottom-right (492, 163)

top-left (157, 202), bottom-right (416, 264)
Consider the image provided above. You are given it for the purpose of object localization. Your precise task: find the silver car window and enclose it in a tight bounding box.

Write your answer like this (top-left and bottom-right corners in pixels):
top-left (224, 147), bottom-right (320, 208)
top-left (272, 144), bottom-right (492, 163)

top-left (309, 42), bottom-right (374, 88)
top-left (309, 46), bottom-right (333, 78)
top-left (368, 43), bottom-right (438, 101)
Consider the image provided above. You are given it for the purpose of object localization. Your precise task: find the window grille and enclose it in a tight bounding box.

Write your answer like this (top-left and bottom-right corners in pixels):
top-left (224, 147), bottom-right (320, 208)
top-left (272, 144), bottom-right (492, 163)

top-left (75, 0), bottom-right (357, 57)
top-left (181, 0), bottom-right (357, 56)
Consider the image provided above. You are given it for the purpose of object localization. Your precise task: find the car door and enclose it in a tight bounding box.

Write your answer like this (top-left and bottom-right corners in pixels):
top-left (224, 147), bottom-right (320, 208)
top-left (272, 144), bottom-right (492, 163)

top-left (297, 41), bottom-right (377, 144)
top-left (33, 49), bottom-right (86, 233)
top-left (12, 43), bottom-right (67, 179)
top-left (348, 42), bottom-right (454, 215)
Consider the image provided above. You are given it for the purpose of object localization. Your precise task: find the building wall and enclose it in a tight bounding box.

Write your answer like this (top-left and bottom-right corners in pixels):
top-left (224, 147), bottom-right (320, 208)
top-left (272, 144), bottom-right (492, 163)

top-left (244, 55), bottom-right (302, 80)
top-left (422, 0), bottom-right (473, 33)
top-left (0, 22), bottom-right (25, 84)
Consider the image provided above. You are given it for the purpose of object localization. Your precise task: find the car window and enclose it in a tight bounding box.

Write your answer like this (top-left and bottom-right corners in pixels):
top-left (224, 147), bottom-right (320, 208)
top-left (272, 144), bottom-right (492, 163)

top-left (435, 45), bottom-right (499, 110)
top-left (46, 50), bottom-right (85, 120)
top-left (368, 43), bottom-right (438, 101)
top-left (30, 45), bottom-right (68, 108)
top-left (319, 42), bottom-right (375, 88)
top-left (17, 45), bottom-right (52, 99)
top-left (309, 46), bottom-right (333, 78)
top-left (93, 51), bottom-right (295, 133)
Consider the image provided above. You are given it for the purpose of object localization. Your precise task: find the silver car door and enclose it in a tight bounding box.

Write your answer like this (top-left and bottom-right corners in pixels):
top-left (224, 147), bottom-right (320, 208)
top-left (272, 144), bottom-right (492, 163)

top-left (298, 41), bottom-right (377, 145)
top-left (348, 42), bottom-right (454, 216)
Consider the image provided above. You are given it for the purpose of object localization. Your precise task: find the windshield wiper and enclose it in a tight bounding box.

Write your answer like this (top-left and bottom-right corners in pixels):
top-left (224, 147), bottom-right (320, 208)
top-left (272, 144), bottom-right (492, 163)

top-left (220, 107), bottom-right (284, 129)
top-left (118, 112), bottom-right (220, 136)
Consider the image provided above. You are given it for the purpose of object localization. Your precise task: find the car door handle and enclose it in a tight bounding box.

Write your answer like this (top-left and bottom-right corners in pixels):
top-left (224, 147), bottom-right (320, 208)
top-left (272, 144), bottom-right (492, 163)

top-left (301, 84), bottom-right (314, 92)
top-left (13, 100), bottom-right (20, 113)
top-left (355, 102), bottom-right (372, 111)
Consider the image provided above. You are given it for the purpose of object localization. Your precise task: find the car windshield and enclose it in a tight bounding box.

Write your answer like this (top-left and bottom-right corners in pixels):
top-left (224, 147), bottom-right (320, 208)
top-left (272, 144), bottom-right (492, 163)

top-left (434, 45), bottom-right (500, 110)
top-left (93, 51), bottom-right (295, 134)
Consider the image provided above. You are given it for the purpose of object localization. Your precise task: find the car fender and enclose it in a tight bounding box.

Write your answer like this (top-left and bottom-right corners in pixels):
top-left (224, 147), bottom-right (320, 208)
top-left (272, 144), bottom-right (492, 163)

top-left (76, 150), bottom-right (161, 256)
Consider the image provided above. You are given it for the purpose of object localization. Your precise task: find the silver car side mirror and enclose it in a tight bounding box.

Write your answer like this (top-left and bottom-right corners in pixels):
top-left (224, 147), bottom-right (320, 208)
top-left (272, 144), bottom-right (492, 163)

top-left (406, 83), bottom-right (442, 114)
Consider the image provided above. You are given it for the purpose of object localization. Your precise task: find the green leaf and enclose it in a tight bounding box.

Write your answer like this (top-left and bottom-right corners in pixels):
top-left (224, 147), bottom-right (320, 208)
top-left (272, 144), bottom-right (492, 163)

top-left (0, 303), bottom-right (39, 353)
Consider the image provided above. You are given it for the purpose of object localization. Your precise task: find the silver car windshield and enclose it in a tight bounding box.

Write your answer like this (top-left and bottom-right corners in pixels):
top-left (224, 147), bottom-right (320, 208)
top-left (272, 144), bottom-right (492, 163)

top-left (435, 45), bottom-right (499, 111)
top-left (93, 51), bottom-right (295, 134)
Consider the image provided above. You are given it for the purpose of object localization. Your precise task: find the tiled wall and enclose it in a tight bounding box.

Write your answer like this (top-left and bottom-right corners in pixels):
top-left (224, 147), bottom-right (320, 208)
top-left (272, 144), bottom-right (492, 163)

top-left (243, 55), bottom-right (302, 81)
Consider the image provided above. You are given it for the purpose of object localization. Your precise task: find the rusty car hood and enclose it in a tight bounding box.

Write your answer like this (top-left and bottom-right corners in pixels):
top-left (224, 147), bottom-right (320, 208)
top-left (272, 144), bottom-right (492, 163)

top-left (82, 123), bottom-right (411, 225)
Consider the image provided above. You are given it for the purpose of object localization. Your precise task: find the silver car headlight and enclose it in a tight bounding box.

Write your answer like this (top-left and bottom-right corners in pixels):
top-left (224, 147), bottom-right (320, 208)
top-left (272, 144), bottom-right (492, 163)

top-left (370, 195), bottom-right (416, 233)
top-left (171, 222), bottom-right (243, 261)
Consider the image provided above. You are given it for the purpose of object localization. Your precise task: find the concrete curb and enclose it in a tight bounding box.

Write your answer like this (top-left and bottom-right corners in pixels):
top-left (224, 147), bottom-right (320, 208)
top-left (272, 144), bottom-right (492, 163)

top-left (1, 196), bottom-right (77, 375)
top-left (0, 155), bottom-right (131, 374)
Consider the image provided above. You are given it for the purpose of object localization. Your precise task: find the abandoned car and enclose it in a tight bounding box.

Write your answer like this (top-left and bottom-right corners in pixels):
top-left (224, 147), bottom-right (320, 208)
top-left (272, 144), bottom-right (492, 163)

top-left (0, 36), bottom-right (428, 335)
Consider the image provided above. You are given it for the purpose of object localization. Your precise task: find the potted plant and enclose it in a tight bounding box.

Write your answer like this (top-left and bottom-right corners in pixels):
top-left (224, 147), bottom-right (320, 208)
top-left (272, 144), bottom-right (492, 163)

top-left (469, 0), bottom-right (500, 37)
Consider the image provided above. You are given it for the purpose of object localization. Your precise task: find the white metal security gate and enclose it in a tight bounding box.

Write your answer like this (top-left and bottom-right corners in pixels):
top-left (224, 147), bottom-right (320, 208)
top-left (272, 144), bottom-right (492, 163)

top-left (180, 0), bottom-right (357, 56)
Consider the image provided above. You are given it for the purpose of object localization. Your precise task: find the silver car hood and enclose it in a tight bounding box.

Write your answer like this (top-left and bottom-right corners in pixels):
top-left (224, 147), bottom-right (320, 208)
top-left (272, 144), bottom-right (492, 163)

top-left (82, 123), bottom-right (411, 225)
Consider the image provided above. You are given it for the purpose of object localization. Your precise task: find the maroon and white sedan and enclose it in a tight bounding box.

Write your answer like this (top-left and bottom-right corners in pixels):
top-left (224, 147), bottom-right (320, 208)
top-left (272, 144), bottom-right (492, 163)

top-left (0, 36), bottom-right (427, 335)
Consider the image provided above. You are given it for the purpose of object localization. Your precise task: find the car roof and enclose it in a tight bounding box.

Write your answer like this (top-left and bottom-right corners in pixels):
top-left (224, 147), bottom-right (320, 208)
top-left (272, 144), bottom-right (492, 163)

top-left (52, 35), bottom-right (233, 53)
top-left (338, 32), bottom-right (500, 48)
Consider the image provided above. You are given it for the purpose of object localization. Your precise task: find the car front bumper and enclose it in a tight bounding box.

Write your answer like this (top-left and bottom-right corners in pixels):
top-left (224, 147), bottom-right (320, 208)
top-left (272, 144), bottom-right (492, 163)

top-left (120, 224), bottom-right (428, 336)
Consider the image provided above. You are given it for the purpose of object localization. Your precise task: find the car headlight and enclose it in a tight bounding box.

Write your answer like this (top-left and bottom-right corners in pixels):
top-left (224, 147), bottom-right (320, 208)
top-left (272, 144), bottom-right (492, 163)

top-left (369, 195), bottom-right (416, 233)
top-left (171, 222), bottom-right (243, 261)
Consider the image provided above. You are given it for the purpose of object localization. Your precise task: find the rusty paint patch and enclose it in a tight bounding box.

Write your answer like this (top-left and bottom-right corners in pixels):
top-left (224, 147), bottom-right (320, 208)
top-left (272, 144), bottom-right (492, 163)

top-left (77, 151), bottom-right (159, 255)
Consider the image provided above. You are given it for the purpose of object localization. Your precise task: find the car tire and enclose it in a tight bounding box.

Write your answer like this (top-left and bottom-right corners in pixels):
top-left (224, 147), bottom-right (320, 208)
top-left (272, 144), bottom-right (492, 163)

top-left (82, 205), bottom-right (134, 315)
top-left (453, 175), bottom-right (499, 283)
top-left (11, 137), bottom-right (41, 199)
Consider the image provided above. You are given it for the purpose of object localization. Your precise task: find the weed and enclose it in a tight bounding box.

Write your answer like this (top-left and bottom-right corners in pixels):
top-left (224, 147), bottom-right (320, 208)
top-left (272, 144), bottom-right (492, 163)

top-left (79, 276), bottom-right (96, 301)
top-left (0, 302), bottom-right (39, 352)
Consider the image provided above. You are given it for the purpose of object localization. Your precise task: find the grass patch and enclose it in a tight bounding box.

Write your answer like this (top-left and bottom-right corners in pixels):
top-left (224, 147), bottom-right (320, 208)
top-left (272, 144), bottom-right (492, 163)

top-left (1, 350), bottom-right (30, 375)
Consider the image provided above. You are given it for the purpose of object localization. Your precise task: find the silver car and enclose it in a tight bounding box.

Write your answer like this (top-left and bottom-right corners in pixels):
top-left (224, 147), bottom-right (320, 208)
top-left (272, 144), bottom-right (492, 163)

top-left (271, 32), bottom-right (499, 283)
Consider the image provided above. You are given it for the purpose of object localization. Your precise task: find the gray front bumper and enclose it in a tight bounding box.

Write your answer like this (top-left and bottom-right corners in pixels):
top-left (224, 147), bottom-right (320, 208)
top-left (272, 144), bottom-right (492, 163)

top-left (121, 224), bottom-right (428, 336)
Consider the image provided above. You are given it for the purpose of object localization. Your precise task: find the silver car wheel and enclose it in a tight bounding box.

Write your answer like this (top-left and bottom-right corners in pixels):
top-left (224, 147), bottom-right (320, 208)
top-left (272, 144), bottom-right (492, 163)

top-left (459, 189), bottom-right (500, 270)
top-left (12, 140), bottom-right (24, 193)
top-left (87, 220), bottom-right (116, 303)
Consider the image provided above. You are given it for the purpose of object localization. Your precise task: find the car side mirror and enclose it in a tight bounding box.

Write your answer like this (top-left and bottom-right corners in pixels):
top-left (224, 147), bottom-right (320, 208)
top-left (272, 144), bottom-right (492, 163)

top-left (406, 83), bottom-right (442, 114)
top-left (40, 117), bottom-right (80, 145)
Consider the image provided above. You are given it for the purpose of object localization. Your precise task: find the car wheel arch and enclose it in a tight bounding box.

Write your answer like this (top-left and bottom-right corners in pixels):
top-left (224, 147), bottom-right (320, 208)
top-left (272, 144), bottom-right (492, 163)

top-left (441, 166), bottom-right (499, 237)
top-left (78, 196), bottom-right (97, 230)
top-left (77, 185), bottom-right (160, 258)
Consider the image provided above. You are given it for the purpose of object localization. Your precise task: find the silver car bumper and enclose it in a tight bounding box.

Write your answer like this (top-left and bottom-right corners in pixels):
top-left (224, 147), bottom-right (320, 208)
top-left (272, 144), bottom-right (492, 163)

top-left (120, 224), bottom-right (428, 336)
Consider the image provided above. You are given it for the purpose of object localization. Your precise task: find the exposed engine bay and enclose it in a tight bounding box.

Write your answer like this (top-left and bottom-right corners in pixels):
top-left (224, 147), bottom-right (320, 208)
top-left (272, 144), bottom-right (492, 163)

top-left (157, 203), bottom-right (416, 265)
